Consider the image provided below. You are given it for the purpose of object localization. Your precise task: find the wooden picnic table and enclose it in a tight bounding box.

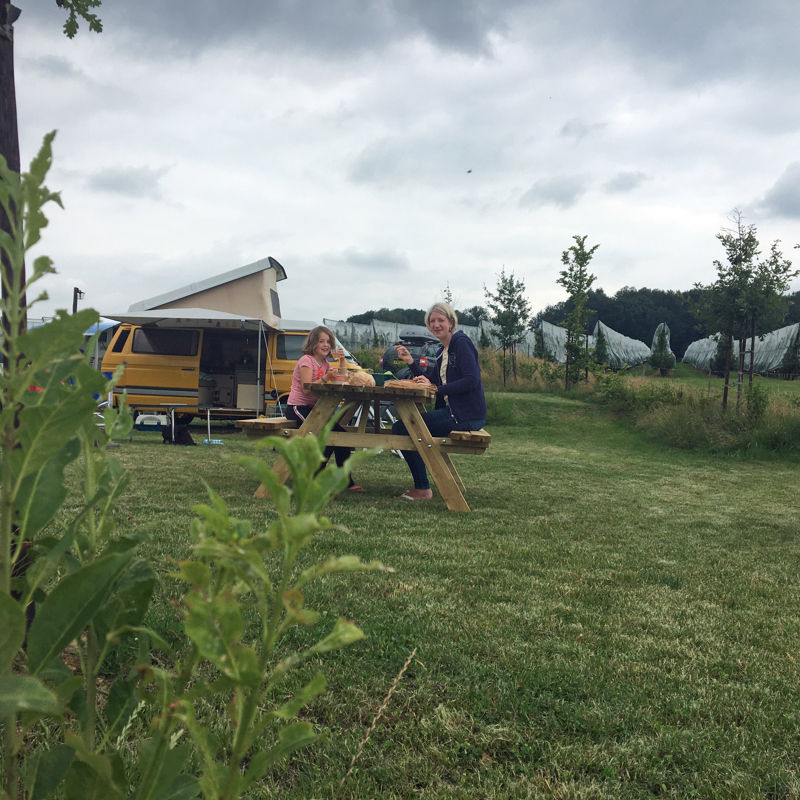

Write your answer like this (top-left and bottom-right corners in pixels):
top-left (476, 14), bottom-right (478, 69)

top-left (236, 382), bottom-right (490, 512)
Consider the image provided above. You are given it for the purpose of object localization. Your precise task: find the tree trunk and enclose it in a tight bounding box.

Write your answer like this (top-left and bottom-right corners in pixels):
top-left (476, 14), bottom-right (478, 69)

top-left (564, 331), bottom-right (571, 391)
top-left (721, 333), bottom-right (733, 411)
top-left (736, 338), bottom-right (745, 416)
top-left (502, 345), bottom-right (507, 387)
top-left (749, 317), bottom-right (756, 388)
top-left (584, 329), bottom-right (589, 382)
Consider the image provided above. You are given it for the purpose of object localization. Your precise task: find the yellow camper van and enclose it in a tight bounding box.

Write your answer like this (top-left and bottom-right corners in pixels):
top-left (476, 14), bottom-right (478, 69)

top-left (101, 315), bottom-right (361, 422)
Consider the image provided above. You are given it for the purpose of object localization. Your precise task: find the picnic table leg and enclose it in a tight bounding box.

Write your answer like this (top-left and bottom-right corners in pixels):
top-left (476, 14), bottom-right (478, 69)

top-left (441, 453), bottom-right (466, 493)
top-left (253, 394), bottom-right (342, 498)
top-left (393, 399), bottom-right (471, 512)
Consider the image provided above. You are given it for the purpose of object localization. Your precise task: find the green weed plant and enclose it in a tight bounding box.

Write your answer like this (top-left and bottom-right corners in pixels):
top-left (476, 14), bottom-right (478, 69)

top-left (0, 135), bottom-right (389, 800)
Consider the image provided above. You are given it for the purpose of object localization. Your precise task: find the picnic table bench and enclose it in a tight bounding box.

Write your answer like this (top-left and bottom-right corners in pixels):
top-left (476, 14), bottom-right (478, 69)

top-left (235, 382), bottom-right (490, 511)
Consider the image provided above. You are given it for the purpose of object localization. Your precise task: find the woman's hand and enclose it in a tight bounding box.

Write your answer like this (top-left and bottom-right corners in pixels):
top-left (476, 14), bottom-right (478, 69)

top-left (395, 344), bottom-right (414, 364)
top-left (412, 375), bottom-right (433, 387)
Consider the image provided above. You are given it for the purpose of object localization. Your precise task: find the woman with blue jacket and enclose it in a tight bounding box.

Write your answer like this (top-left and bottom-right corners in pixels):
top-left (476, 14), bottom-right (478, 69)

top-left (393, 302), bottom-right (487, 501)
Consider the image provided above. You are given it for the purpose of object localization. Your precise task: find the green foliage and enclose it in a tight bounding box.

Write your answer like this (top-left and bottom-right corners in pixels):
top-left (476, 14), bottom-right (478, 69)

top-left (557, 235), bottom-right (599, 389)
top-left (648, 324), bottom-right (675, 375)
top-left (456, 305), bottom-right (488, 328)
top-left (532, 325), bottom-right (555, 361)
top-left (744, 377), bottom-right (770, 424)
top-left (694, 212), bottom-right (798, 408)
top-left (346, 308), bottom-right (425, 325)
top-left (779, 329), bottom-right (800, 375)
top-left (55, 0), bottom-right (103, 38)
top-left (592, 324), bottom-right (608, 367)
top-left (484, 269), bottom-right (531, 385)
top-left (351, 346), bottom-right (381, 372)
top-left (0, 136), bottom-right (390, 800)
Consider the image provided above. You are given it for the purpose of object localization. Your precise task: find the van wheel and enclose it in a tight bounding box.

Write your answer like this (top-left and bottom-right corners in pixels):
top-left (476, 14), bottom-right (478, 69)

top-left (175, 413), bottom-right (194, 425)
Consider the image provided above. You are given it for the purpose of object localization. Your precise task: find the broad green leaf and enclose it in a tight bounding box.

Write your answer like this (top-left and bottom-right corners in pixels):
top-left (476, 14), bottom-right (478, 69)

top-left (17, 309), bottom-right (96, 366)
top-left (0, 676), bottom-right (61, 718)
top-left (229, 453), bottom-right (291, 514)
top-left (103, 530), bottom-right (149, 556)
top-left (280, 513), bottom-right (329, 549)
top-left (0, 590), bottom-right (26, 672)
top-left (254, 722), bottom-right (319, 770)
top-left (171, 560), bottom-right (212, 590)
top-left (10, 393), bottom-right (98, 483)
top-left (183, 589), bottom-right (243, 674)
top-left (272, 672), bottom-right (326, 720)
top-left (94, 559), bottom-right (156, 647)
top-left (26, 744), bottom-right (76, 800)
top-left (63, 760), bottom-right (123, 800)
top-left (105, 677), bottom-right (139, 739)
top-left (53, 675), bottom-right (83, 706)
top-left (310, 618), bottom-right (366, 654)
top-left (137, 739), bottom-right (191, 800)
top-left (64, 730), bottom-right (116, 783)
top-left (27, 553), bottom-right (131, 675)
top-left (296, 555), bottom-right (394, 589)
top-left (154, 774), bottom-right (201, 800)
top-left (15, 438), bottom-right (80, 540)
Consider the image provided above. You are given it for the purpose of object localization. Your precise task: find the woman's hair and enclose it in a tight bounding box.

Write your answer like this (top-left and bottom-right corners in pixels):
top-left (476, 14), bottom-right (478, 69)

top-left (302, 325), bottom-right (337, 356)
top-left (425, 302), bottom-right (458, 332)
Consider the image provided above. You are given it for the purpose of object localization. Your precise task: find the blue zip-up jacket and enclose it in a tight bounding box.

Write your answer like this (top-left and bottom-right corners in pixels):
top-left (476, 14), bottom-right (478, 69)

top-left (408, 330), bottom-right (486, 423)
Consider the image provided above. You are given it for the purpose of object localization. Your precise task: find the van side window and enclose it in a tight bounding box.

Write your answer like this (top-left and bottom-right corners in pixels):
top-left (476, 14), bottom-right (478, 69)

top-left (276, 334), bottom-right (305, 360)
top-left (132, 328), bottom-right (200, 356)
top-left (111, 329), bottom-right (130, 353)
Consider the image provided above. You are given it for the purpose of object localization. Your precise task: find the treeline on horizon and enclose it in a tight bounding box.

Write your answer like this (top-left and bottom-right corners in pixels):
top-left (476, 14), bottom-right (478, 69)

top-left (347, 287), bottom-right (800, 359)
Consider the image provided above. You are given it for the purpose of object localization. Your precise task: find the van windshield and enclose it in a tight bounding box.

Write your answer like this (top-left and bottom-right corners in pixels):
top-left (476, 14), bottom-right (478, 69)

top-left (132, 328), bottom-right (200, 356)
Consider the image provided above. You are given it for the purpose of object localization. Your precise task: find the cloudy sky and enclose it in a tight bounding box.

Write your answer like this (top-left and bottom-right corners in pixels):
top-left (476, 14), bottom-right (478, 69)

top-left (15, 0), bottom-right (800, 324)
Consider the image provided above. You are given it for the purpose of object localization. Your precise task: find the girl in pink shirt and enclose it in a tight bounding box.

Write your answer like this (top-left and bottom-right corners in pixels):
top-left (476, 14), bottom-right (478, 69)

top-left (285, 326), bottom-right (363, 492)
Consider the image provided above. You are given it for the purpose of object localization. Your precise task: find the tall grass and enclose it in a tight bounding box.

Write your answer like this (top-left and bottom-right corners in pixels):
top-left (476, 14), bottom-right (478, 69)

top-left (597, 372), bottom-right (800, 456)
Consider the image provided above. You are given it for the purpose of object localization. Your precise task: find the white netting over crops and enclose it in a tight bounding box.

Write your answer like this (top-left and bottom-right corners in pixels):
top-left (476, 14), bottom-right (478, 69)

top-left (324, 318), bottom-right (492, 350)
top-left (593, 320), bottom-right (651, 368)
top-left (682, 322), bottom-right (800, 373)
top-left (326, 316), bottom-right (650, 369)
top-left (651, 323), bottom-right (675, 358)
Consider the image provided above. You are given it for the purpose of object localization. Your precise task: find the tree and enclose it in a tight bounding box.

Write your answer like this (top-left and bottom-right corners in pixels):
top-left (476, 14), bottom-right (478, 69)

top-left (557, 235), bottom-right (598, 389)
top-left (593, 324), bottom-right (608, 367)
top-left (648, 324), bottom-right (675, 376)
top-left (1, 0), bottom-right (102, 344)
top-left (484, 269), bottom-right (530, 385)
top-left (695, 212), bottom-right (797, 411)
top-left (442, 282), bottom-right (453, 305)
top-left (779, 328), bottom-right (800, 377)
top-left (456, 305), bottom-right (488, 327)
top-left (532, 323), bottom-right (554, 361)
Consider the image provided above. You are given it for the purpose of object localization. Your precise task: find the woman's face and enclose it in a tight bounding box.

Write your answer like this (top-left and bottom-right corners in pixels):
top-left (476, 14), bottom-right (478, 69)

top-left (428, 311), bottom-right (452, 341)
top-left (313, 332), bottom-right (333, 359)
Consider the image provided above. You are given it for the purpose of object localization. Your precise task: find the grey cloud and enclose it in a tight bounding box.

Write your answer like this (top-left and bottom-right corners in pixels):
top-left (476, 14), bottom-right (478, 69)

top-left (560, 118), bottom-right (607, 142)
top-left (603, 171), bottom-right (650, 193)
top-left (559, 0), bottom-right (800, 87)
top-left (755, 163), bottom-right (800, 219)
top-left (24, 55), bottom-right (87, 81)
top-left (86, 166), bottom-right (169, 200)
top-left (327, 247), bottom-right (410, 272)
top-left (348, 139), bottom-right (406, 186)
top-left (519, 175), bottom-right (589, 209)
top-left (52, 0), bottom-right (528, 58)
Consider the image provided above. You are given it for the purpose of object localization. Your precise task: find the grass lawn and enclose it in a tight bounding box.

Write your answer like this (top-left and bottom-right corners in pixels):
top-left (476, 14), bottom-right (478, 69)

top-left (93, 387), bottom-right (800, 799)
